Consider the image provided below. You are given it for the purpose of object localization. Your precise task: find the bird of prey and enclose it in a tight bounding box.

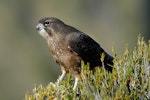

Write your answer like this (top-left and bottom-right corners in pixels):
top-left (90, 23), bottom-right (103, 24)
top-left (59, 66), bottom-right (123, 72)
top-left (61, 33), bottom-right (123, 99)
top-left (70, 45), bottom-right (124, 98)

top-left (36, 17), bottom-right (113, 91)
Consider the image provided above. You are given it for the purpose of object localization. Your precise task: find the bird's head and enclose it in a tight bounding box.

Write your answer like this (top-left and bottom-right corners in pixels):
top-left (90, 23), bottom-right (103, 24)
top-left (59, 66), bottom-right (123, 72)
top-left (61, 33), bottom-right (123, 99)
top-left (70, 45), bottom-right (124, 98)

top-left (36, 17), bottom-right (65, 39)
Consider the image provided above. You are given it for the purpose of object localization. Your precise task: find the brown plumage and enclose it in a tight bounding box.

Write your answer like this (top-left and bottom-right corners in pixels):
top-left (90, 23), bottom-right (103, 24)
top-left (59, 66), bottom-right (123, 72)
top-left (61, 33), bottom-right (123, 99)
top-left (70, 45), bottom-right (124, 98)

top-left (36, 17), bottom-right (113, 90)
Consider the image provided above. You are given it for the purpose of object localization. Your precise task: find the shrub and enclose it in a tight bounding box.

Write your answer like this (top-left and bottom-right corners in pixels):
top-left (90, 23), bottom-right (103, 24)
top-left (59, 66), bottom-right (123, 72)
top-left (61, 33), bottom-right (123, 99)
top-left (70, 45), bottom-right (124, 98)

top-left (25, 36), bottom-right (150, 100)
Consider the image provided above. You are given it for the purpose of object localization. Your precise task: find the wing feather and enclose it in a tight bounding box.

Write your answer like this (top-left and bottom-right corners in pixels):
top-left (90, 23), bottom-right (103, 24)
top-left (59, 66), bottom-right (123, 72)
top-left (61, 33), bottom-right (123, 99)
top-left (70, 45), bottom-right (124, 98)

top-left (66, 30), bottom-right (113, 71)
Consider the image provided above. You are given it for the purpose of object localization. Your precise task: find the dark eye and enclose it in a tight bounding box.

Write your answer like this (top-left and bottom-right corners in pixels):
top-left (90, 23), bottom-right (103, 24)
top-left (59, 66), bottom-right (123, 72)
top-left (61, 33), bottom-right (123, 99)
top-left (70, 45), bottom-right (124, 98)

top-left (44, 21), bottom-right (50, 26)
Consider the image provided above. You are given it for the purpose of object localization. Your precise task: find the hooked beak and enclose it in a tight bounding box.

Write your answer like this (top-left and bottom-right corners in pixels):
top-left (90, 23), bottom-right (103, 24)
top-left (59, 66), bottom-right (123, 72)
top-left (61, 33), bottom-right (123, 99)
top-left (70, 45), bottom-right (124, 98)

top-left (36, 23), bottom-right (48, 39)
top-left (36, 23), bottom-right (45, 31)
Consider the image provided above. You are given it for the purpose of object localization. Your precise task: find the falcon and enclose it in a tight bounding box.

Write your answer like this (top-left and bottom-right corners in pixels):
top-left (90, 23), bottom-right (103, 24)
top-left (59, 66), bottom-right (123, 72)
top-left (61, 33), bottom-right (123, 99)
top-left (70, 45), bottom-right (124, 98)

top-left (36, 17), bottom-right (113, 91)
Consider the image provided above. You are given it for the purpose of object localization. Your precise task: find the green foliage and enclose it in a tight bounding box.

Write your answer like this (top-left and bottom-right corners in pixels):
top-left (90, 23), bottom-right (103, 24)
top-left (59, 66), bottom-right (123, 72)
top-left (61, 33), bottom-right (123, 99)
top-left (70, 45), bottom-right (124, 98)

top-left (25, 36), bottom-right (150, 100)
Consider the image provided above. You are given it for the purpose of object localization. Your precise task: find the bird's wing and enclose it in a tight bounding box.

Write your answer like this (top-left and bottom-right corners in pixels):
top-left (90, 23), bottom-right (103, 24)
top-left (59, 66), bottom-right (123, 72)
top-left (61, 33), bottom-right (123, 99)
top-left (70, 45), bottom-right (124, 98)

top-left (66, 32), bottom-right (113, 71)
top-left (66, 32), bottom-right (104, 60)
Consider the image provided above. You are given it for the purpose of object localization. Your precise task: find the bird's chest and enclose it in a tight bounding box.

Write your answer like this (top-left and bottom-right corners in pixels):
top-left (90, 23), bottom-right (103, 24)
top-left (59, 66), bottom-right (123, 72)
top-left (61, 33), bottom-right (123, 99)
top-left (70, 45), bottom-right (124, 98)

top-left (47, 35), bottom-right (71, 62)
top-left (47, 35), bottom-right (67, 56)
top-left (47, 34), bottom-right (81, 69)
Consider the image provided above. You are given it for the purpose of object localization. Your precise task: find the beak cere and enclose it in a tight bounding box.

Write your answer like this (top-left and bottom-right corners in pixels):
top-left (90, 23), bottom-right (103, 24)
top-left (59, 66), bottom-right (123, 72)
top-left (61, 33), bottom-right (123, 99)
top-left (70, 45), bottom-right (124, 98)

top-left (36, 23), bottom-right (48, 39)
top-left (36, 23), bottom-right (45, 31)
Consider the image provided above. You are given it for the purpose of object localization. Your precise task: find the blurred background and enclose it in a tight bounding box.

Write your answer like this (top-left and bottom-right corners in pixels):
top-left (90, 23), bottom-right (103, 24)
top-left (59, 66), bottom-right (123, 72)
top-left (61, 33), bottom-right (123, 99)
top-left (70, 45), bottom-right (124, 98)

top-left (0, 0), bottom-right (150, 99)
